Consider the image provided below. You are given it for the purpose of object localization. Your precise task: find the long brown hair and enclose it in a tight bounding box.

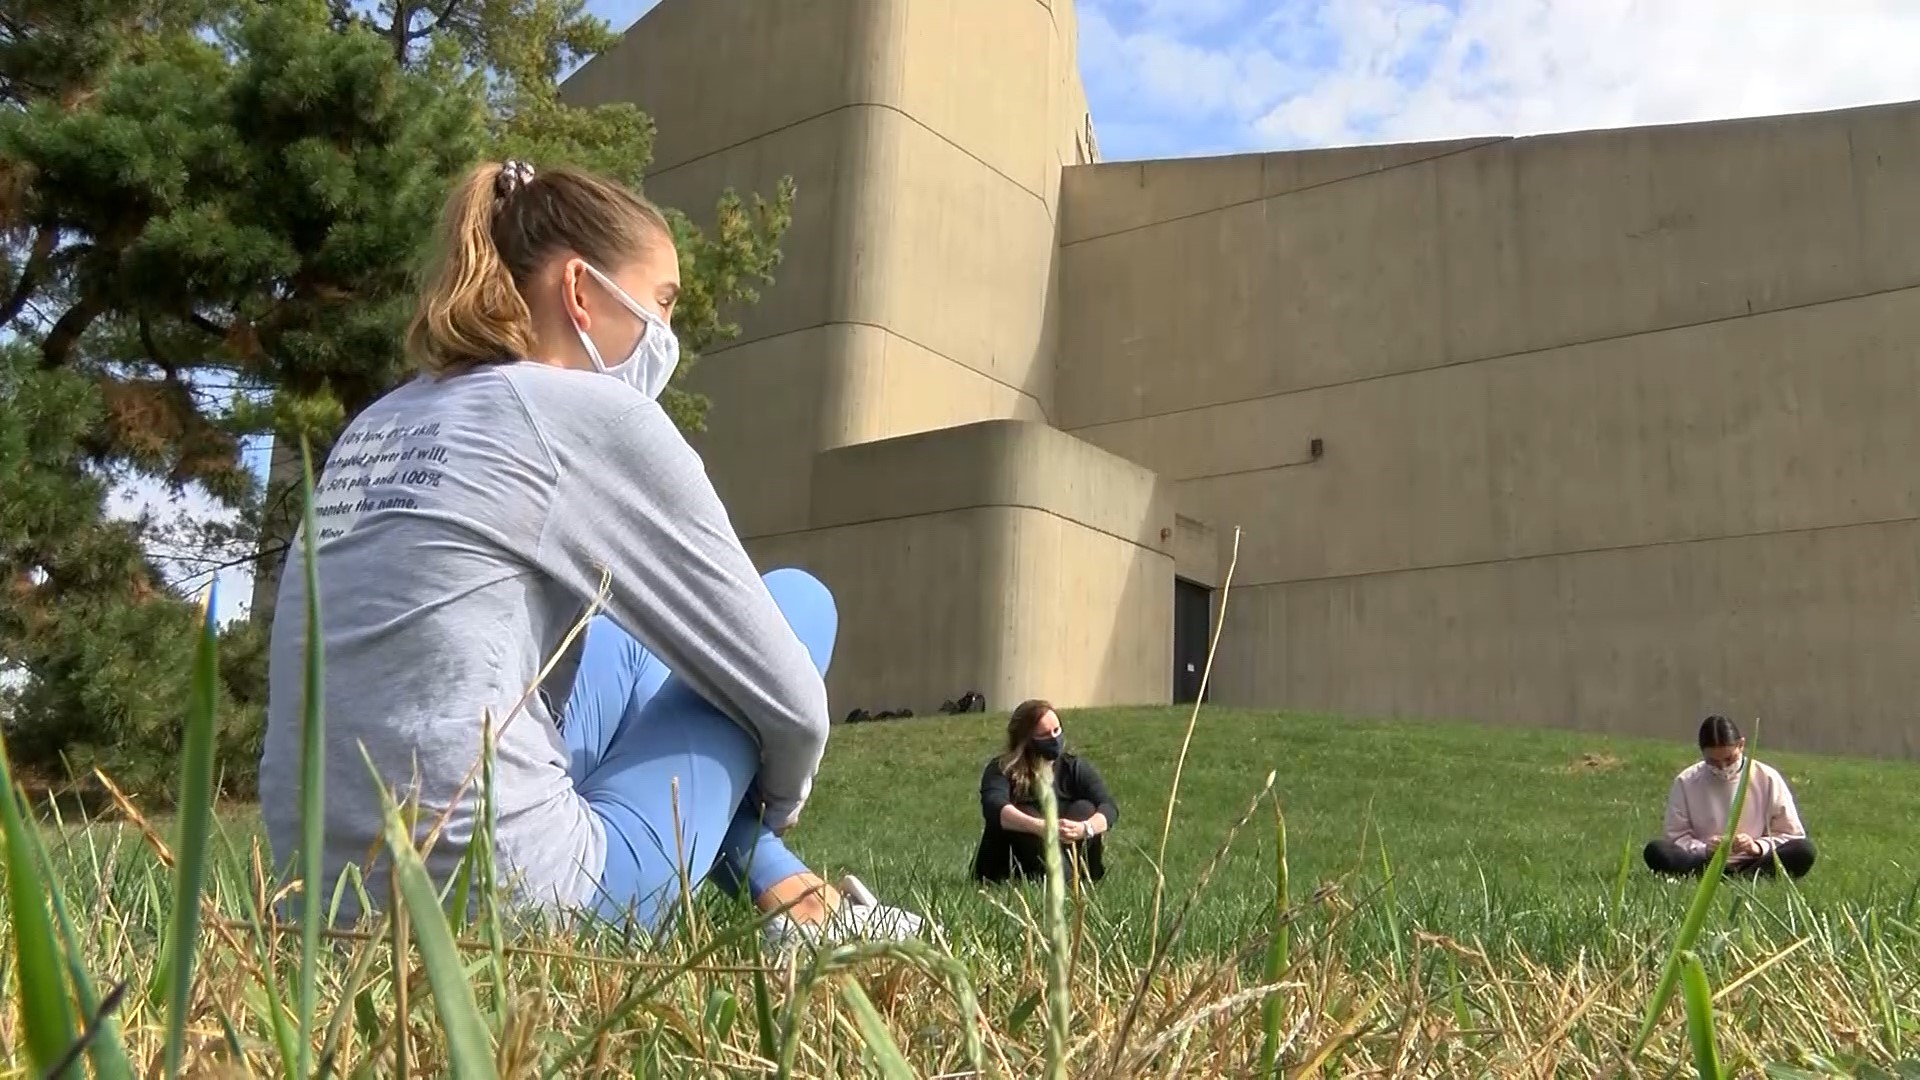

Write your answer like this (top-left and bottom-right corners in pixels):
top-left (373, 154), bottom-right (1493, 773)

top-left (995, 698), bottom-right (1055, 798)
top-left (404, 160), bottom-right (672, 375)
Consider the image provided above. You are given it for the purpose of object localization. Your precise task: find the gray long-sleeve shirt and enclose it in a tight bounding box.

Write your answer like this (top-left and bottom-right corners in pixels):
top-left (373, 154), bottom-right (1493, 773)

top-left (259, 361), bottom-right (828, 911)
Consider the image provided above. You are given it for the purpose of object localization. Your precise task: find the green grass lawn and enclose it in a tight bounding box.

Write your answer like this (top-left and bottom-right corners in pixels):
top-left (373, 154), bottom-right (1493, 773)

top-left (789, 706), bottom-right (1920, 963)
top-left (19, 705), bottom-right (1920, 1074)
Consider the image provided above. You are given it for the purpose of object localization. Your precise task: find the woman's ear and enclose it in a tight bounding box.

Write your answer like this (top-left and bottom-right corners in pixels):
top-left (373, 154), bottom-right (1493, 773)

top-left (558, 258), bottom-right (590, 332)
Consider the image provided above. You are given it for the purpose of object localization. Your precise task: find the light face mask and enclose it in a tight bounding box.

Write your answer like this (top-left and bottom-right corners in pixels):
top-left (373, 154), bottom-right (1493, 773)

top-left (1707, 755), bottom-right (1744, 783)
top-left (573, 262), bottom-right (680, 400)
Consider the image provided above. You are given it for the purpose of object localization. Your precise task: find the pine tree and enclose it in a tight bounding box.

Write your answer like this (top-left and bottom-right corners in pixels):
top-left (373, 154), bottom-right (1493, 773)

top-left (0, 0), bottom-right (794, 798)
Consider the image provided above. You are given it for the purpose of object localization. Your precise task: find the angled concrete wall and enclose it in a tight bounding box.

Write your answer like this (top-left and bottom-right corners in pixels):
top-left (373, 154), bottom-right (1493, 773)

top-left (564, 0), bottom-right (1095, 539)
top-left (564, 0), bottom-right (1149, 718)
top-left (1059, 102), bottom-right (1920, 757)
top-left (752, 420), bottom-right (1174, 713)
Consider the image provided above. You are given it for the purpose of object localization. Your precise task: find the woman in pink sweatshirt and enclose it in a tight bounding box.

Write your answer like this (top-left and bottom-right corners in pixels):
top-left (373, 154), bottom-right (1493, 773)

top-left (1644, 716), bottom-right (1815, 879)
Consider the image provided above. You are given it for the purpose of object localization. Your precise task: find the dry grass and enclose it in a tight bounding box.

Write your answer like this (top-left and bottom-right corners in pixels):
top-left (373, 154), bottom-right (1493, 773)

top-left (5, 805), bottom-right (1918, 1078)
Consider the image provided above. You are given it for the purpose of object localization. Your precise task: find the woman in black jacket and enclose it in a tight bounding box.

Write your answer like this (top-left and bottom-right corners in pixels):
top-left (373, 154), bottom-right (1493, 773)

top-left (972, 699), bottom-right (1118, 883)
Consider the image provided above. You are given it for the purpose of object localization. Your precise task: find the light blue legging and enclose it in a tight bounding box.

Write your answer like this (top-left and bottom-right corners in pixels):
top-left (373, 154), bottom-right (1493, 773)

top-left (561, 568), bottom-right (826, 931)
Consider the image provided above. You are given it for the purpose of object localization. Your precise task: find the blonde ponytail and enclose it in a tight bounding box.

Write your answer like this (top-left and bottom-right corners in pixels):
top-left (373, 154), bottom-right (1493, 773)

top-left (404, 160), bottom-right (672, 375)
top-left (405, 163), bottom-right (540, 374)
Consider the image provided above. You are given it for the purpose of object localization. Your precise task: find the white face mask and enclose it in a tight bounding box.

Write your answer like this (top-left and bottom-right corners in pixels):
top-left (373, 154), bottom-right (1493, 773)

top-left (1707, 755), bottom-right (1744, 782)
top-left (573, 262), bottom-right (680, 400)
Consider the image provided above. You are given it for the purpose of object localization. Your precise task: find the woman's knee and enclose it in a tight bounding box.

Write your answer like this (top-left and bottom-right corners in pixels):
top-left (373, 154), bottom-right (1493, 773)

top-left (760, 568), bottom-right (837, 672)
top-left (1781, 838), bottom-right (1817, 876)
top-left (1644, 840), bottom-right (1693, 874)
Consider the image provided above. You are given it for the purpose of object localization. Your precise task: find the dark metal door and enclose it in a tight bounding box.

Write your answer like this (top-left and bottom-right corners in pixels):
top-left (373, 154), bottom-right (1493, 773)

top-left (1173, 578), bottom-right (1212, 704)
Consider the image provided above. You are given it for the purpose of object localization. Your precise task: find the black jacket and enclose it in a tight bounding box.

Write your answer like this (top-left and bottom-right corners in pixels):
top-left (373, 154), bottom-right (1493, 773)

top-left (978, 753), bottom-right (1118, 828)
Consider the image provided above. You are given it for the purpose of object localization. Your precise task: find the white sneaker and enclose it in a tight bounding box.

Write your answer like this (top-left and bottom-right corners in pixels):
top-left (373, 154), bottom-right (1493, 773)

top-left (762, 874), bottom-right (932, 957)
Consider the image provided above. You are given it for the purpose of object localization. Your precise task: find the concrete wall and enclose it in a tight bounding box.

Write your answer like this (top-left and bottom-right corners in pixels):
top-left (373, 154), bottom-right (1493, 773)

top-left (564, 0), bottom-right (1153, 717)
top-left (750, 420), bottom-right (1174, 715)
top-left (564, 0), bottom-right (1095, 539)
top-left (1059, 103), bottom-right (1920, 757)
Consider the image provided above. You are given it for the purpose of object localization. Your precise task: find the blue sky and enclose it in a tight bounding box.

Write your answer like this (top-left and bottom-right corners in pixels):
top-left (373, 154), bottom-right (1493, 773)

top-left (159, 0), bottom-right (1920, 621)
top-left (590, 0), bottom-right (1920, 162)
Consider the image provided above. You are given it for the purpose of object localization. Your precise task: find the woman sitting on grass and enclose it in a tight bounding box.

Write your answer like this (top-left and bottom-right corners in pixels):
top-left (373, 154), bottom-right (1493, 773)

top-left (1643, 715), bottom-right (1815, 880)
top-left (259, 159), bottom-right (924, 952)
top-left (972, 700), bottom-right (1118, 884)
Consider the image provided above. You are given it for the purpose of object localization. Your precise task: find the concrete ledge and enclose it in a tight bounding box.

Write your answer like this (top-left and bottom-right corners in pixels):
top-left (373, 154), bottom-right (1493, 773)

top-left (1173, 514), bottom-right (1221, 586)
top-left (808, 419), bottom-right (1173, 554)
top-left (751, 504), bottom-right (1173, 715)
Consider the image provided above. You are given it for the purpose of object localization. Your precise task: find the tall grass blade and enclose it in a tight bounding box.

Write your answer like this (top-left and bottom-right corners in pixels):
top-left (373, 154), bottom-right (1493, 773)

top-left (391, 868), bottom-right (412, 1077)
top-left (751, 962), bottom-right (779, 1064)
top-left (1006, 990), bottom-right (1042, 1035)
top-left (446, 844), bottom-right (476, 929)
top-left (1378, 827), bottom-right (1404, 975)
top-left (838, 978), bottom-right (917, 1080)
top-left (40, 981), bottom-right (129, 1080)
top-left (1147, 527), bottom-right (1241, 946)
top-left (296, 437), bottom-right (327, 1080)
top-left (1258, 794), bottom-right (1290, 1076)
top-left (475, 711), bottom-right (509, 1025)
top-left (1035, 764), bottom-right (1072, 1080)
top-left (1115, 772), bottom-right (1281, 1076)
top-left (1631, 729), bottom-right (1758, 1058)
top-left (374, 767), bottom-right (499, 1079)
top-left (163, 582), bottom-right (223, 1077)
top-left (1851, 909), bottom-right (1900, 1054)
top-left (20, 794), bottom-right (135, 1080)
top-left (1678, 950), bottom-right (1723, 1080)
top-left (0, 729), bottom-right (80, 1077)
top-left (1612, 835), bottom-right (1633, 925)
top-left (221, 834), bottom-right (298, 1080)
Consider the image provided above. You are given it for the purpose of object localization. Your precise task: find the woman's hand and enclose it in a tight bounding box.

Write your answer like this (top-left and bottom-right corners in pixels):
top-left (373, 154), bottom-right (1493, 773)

top-left (1057, 819), bottom-right (1088, 843)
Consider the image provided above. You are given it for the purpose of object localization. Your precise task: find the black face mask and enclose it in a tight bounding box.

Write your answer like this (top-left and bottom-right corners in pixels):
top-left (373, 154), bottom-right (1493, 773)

top-left (1031, 734), bottom-right (1063, 761)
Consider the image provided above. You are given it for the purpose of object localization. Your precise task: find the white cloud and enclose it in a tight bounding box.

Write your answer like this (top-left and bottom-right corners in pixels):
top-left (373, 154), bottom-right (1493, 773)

top-left (1119, 0), bottom-right (1253, 34)
top-left (1080, 3), bottom-right (1299, 126)
top-left (1080, 0), bottom-right (1920, 157)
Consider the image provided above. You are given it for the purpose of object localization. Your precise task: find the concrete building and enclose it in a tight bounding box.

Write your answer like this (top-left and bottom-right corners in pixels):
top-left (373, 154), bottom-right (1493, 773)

top-left (563, 0), bottom-right (1920, 759)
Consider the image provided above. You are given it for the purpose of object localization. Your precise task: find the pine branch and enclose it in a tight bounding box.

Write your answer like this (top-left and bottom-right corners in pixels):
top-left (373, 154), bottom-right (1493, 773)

top-left (386, 0), bottom-right (416, 61)
top-left (409, 0), bottom-right (468, 43)
top-left (138, 315), bottom-right (182, 381)
top-left (158, 544), bottom-right (285, 577)
top-left (0, 227), bottom-right (55, 328)
top-left (39, 292), bottom-right (106, 369)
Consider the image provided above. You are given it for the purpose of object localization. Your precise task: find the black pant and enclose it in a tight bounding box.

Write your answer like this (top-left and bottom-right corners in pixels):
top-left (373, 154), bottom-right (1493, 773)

top-left (972, 799), bottom-right (1107, 884)
top-left (1643, 837), bottom-right (1817, 880)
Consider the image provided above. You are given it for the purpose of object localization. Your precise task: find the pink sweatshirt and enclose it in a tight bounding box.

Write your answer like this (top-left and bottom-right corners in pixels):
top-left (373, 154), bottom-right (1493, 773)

top-left (1664, 759), bottom-right (1807, 861)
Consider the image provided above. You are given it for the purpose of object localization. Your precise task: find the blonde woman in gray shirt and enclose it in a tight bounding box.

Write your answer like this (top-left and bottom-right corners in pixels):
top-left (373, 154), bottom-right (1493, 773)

top-left (260, 160), bottom-right (920, 952)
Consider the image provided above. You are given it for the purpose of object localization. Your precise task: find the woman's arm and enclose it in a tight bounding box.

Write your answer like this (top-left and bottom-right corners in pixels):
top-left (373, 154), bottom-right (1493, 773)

top-left (1070, 758), bottom-right (1118, 834)
top-left (1757, 771), bottom-right (1808, 855)
top-left (981, 763), bottom-right (1048, 836)
top-left (1664, 777), bottom-right (1710, 856)
top-left (1000, 804), bottom-right (1049, 836)
top-left (539, 400), bottom-right (829, 831)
